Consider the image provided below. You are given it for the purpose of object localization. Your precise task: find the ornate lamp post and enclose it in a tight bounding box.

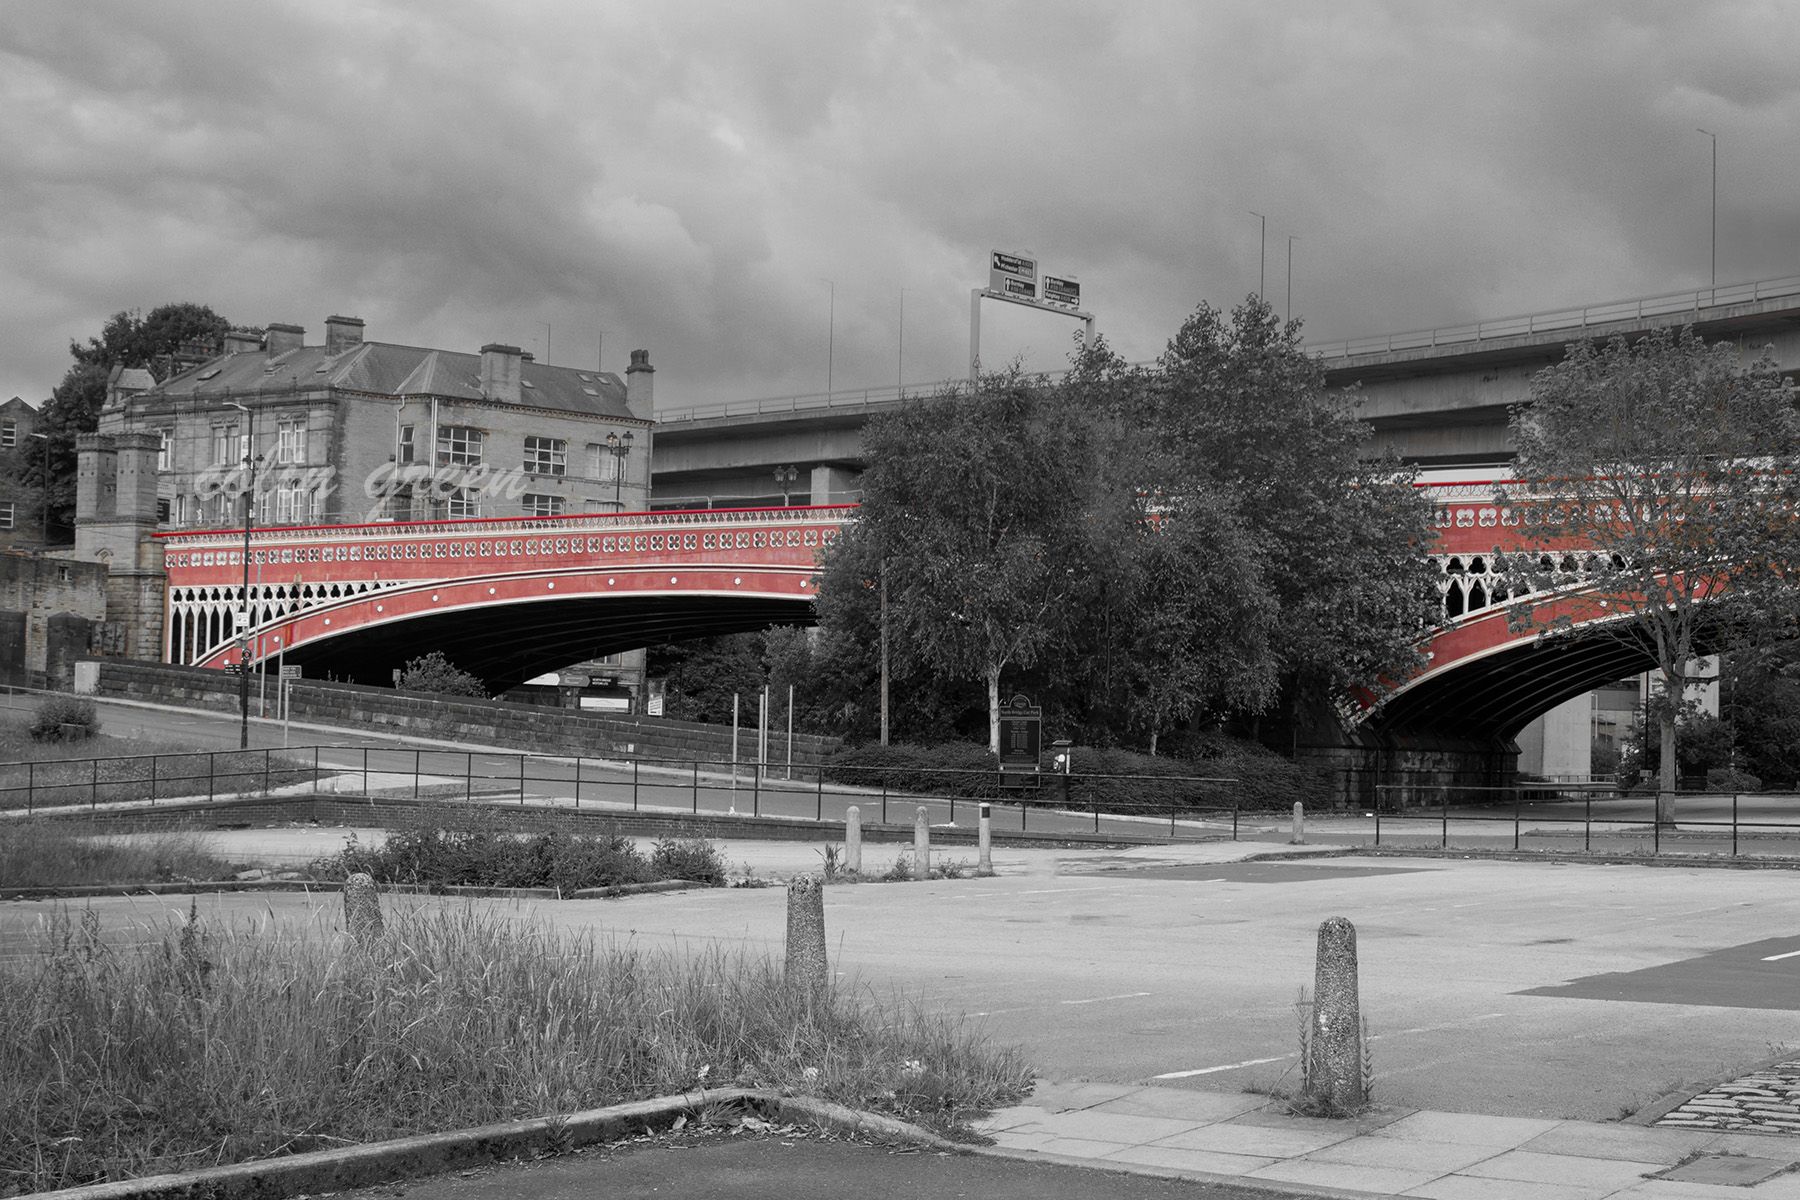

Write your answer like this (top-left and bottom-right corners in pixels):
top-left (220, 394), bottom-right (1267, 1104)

top-left (605, 430), bottom-right (634, 509)
top-left (226, 401), bottom-right (263, 748)
top-left (773, 464), bottom-right (799, 506)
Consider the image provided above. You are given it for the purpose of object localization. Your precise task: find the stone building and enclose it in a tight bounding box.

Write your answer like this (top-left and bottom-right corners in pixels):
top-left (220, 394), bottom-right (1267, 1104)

top-left (97, 316), bottom-right (654, 527)
top-left (0, 396), bottom-right (44, 550)
top-left (71, 317), bottom-right (659, 704)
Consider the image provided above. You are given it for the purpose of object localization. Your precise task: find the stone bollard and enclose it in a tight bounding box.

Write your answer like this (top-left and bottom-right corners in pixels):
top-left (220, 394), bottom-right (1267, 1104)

top-left (1291, 801), bottom-right (1305, 845)
top-left (977, 803), bottom-right (993, 875)
top-left (343, 872), bottom-right (384, 947)
top-left (1308, 916), bottom-right (1365, 1112)
top-left (846, 805), bottom-right (862, 874)
top-left (913, 806), bottom-right (931, 880)
top-left (785, 874), bottom-right (829, 996)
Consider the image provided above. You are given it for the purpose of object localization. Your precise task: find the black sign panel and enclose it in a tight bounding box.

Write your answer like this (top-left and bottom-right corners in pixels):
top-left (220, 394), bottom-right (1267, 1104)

top-left (997, 694), bottom-right (1042, 773)
top-left (1042, 275), bottom-right (1081, 307)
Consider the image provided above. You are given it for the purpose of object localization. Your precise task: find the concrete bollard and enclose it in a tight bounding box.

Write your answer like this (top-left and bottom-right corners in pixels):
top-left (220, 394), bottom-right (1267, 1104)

top-left (913, 806), bottom-right (931, 880)
top-left (978, 803), bottom-right (993, 875)
top-left (784, 874), bottom-right (829, 995)
top-left (1308, 916), bottom-right (1365, 1112)
top-left (846, 805), bottom-right (862, 874)
top-left (343, 872), bottom-right (384, 947)
top-left (1291, 801), bottom-right (1305, 845)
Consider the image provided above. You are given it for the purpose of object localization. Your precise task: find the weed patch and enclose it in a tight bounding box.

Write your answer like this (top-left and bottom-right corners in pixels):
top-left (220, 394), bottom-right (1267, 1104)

top-left (0, 904), bottom-right (1033, 1192)
top-left (0, 821), bottom-right (231, 889)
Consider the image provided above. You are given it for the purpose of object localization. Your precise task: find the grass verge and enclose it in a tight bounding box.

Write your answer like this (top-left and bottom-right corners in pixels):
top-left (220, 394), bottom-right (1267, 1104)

top-left (0, 904), bottom-right (1032, 1193)
top-left (0, 820), bottom-right (232, 889)
top-left (0, 725), bottom-right (319, 810)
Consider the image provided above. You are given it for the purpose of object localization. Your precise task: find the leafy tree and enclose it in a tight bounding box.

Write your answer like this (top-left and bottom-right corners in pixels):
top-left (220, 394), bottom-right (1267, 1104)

top-left (821, 369), bottom-right (1086, 753)
top-left (1500, 328), bottom-right (1800, 819)
top-left (1148, 297), bottom-right (1441, 741)
top-left (397, 651), bottom-right (488, 698)
top-left (646, 634), bottom-right (767, 724)
top-left (28, 303), bottom-right (230, 538)
top-left (1726, 649), bottom-right (1800, 788)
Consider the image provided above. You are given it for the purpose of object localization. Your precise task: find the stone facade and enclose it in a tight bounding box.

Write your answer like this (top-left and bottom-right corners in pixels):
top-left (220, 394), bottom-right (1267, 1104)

top-left (0, 396), bottom-right (43, 550)
top-left (0, 551), bottom-right (110, 686)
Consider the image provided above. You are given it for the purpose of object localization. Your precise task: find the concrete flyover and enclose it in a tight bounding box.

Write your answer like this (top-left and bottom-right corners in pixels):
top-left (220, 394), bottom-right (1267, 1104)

top-left (649, 274), bottom-right (1800, 507)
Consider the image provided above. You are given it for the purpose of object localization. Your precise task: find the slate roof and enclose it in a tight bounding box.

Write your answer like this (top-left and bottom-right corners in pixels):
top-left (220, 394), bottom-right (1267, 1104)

top-left (148, 341), bottom-right (632, 419)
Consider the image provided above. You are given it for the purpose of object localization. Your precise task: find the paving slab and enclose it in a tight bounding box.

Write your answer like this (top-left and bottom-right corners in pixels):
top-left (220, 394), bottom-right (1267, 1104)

top-left (1087, 1089), bottom-right (1271, 1122)
top-left (1143, 1121), bottom-right (1353, 1157)
top-left (1369, 1109), bottom-right (1563, 1147)
top-left (1457, 1147), bottom-right (1665, 1189)
top-left (1244, 1156), bottom-right (1447, 1194)
top-left (1297, 1133), bottom-right (1503, 1175)
top-left (1518, 1122), bottom-right (1716, 1165)
top-left (1398, 1175), bottom-right (1613, 1200)
top-left (1100, 1143), bottom-right (1280, 1175)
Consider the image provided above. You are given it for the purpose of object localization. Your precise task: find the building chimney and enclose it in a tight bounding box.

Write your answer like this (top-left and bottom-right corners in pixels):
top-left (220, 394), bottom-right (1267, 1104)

top-left (625, 349), bottom-right (654, 420)
top-left (479, 343), bottom-right (524, 404)
top-left (223, 328), bottom-right (263, 354)
top-left (324, 315), bottom-right (365, 355)
top-left (266, 323), bottom-right (305, 357)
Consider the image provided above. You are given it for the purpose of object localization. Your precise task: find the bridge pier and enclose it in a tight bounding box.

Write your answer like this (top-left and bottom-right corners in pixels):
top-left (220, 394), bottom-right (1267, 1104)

top-left (1296, 728), bottom-right (1518, 814)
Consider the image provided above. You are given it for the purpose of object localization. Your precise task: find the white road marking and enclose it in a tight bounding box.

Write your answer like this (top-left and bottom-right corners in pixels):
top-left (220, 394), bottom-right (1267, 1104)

top-left (1760, 949), bottom-right (1800, 961)
top-left (1154, 1054), bottom-right (1292, 1079)
top-left (1152, 1012), bottom-right (1509, 1080)
top-left (1060, 991), bottom-right (1152, 1006)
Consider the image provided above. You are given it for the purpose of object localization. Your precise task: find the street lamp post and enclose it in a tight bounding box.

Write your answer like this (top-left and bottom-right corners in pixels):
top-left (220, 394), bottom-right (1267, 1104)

top-left (28, 432), bottom-right (49, 545)
top-left (1697, 128), bottom-right (1717, 296)
top-left (773, 464), bottom-right (798, 506)
top-left (226, 401), bottom-right (262, 749)
top-left (605, 430), bottom-right (634, 509)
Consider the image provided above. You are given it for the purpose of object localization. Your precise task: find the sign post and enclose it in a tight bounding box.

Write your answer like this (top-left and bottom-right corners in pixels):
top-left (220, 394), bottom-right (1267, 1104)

top-left (970, 250), bottom-right (1097, 380)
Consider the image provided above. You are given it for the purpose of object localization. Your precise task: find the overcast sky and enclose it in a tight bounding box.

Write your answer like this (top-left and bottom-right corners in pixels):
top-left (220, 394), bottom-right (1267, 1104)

top-left (4, 1), bottom-right (1798, 411)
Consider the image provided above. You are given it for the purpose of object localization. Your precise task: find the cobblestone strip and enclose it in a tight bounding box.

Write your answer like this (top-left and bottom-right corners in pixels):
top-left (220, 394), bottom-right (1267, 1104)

top-left (1657, 1061), bottom-right (1800, 1134)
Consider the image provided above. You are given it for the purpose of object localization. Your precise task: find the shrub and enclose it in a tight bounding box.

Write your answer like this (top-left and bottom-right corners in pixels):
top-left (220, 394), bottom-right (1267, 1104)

top-left (1706, 766), bottom-right (1763, 793)
top-left (649, 837), bottom-right (728, 884)
top-left (397, 651), bottom-right (489, 699)
top-left (29, 696), bottom-right (98, 742)
top-left (309, 817), bottom-right (720, 893)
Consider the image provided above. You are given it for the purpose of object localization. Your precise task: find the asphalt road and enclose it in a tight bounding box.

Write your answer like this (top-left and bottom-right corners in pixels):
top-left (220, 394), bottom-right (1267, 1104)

top-left (13, 853), bottom-right (1800, 1123)
top-left (327, 1134), bottom-right (1287, 1200)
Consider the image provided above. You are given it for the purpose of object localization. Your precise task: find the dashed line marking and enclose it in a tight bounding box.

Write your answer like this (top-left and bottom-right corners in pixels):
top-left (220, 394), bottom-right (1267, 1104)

top-left (1060, 991), bottom-right (1152, 1006)
top-left (1761, 949), bottom-right (1800, 962)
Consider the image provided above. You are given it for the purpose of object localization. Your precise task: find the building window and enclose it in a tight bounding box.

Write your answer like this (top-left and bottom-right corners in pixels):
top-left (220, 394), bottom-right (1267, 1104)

top-left (524, 435), bottom-right (566, 476)
top-left (0, 421), bottom-right (15, 449)
top-left (308, 486), bottom-right (326, 521)
top-left (445, 488), bottom-right (481, 518)
top-left (398, 424), bottom-right (415, 464)
top-left (211, 424), bottom-right (239, 466)
top-left (156, 498), bottom-right (170, 523)
top-left (586, 442), bottom-right (621, 481)
top-left (522, 493), bottom-right (566, 517)
top-left (437, 425), bottom-right (483, 466)
top-left (276, 483), bottom-right (304, 525)
top-left (156, 429), bottom-right (172, 470)
top-left (275, 418), bottom-right (305, 464)
top-left (0, 501), bottom-right (12, 529)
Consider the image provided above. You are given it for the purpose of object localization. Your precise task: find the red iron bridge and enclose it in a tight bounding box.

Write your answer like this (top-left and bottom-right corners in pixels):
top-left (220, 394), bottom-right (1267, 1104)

top-left (159, 476), bottom-right (1686, 740)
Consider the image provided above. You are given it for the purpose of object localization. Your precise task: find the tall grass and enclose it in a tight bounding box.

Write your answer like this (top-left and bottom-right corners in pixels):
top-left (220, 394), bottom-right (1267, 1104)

top-left (0, 821), bottom-right (231, 889)
top-left (0, 904), bottom-right (1032, 1192)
